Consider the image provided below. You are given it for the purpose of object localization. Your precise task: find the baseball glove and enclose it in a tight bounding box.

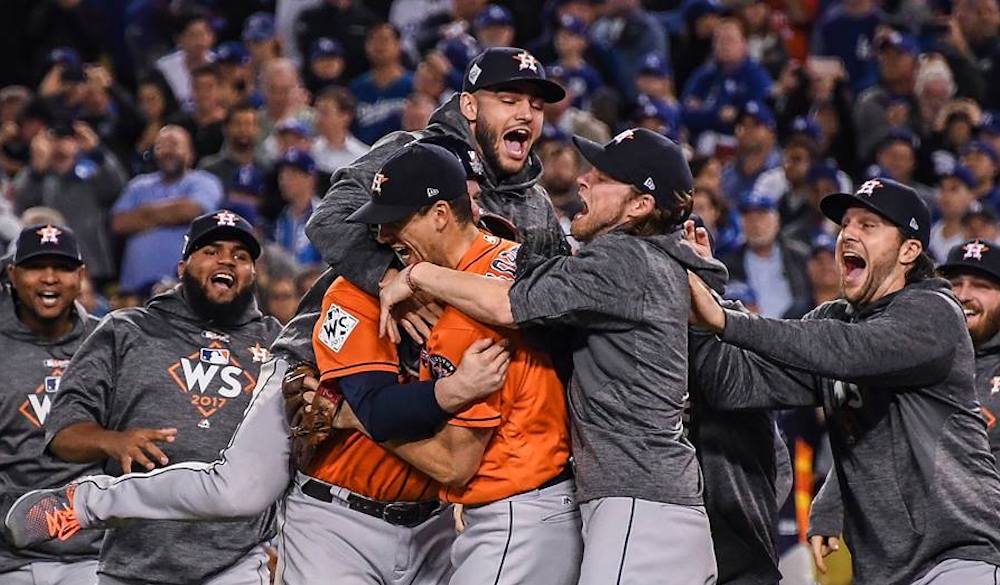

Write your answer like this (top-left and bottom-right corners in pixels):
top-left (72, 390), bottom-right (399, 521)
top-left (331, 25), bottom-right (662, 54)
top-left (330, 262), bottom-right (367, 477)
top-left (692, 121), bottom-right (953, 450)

top-left (281, 362), bottom-right (343, 470)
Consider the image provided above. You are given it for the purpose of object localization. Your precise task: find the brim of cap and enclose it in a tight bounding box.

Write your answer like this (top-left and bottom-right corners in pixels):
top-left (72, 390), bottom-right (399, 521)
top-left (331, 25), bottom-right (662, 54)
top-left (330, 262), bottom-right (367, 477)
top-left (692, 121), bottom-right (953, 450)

top-left (480, 77), bottom-right (566, 103)
top-left (820, 192), bottom-right (887, 227)
top-left (936, 261), bottom-right (1000, 282)
top-left (188, 227), bottom-right (262, 260)
top-left (14, 250), bottom-right (83, 266)
top-left (346, 202), bottom-right (417, 225)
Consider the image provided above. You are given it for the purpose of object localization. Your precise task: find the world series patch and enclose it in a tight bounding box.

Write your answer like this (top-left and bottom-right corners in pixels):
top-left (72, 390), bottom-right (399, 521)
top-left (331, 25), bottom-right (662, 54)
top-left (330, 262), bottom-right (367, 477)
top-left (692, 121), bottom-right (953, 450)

top-left (320, 304), bottom-right (359, 353)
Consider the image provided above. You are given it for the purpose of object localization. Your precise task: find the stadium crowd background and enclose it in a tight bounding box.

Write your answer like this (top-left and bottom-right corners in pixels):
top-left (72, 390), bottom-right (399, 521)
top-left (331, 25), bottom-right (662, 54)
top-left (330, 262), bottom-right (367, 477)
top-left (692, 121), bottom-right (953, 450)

top-left (0, 0), bottom-right (998, 581)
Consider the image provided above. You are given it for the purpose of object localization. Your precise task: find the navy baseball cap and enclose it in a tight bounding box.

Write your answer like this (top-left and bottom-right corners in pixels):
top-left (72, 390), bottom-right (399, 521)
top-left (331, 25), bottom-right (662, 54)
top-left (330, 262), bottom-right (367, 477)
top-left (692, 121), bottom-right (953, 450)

top-left (276, 148), bottom-right (316, 175)
top-left (739, 101), bottom-right (776, 130)
top-left (274, 118), bottom-right (312, 137)
top-left (878, 128), bottom-right (920, 152)
top-left (810, 233), bottom-right (837, 256)
top-left (937, 239), bottom-right (1000, 284)
top-left (980, 111), bottom-right (1000, 136)
top-left (13, 224), bottom-right (83, 266)
top-left (463, 47), bottom-right (565, 103)
top-left (738, 191), bottom-right (778, 213)
top-left (963, 140), bottom-right (999, 165)
top-left (347, 142), bottom-right (469, 225)
top-left (183, 210), bottom-right (261, 260)
top-left (437, 35), bottom-right (480, 72)
top-left (877, 30), bottom-right (919, 56)
top-left (557, 14), bottom-right (588, 35)
top-left (723, 280), bottom-right (758, 306)
top-left (789, 116), bottom-right (822, 143)
top-left (311, 37), bottom-right (344, 61)
top-left (475, 4), bottom-right (514, 28)
top-left (638, 52), bottom-right (672, 78)
top-left (573, 128), bottom-right (694, 208)
top-left (231, 165), bottom-right (263, 196)
top-left (242, 12), bottom-right (275, 42)
top-left (808, 161), bottom-right (840, 185)
top-left (940, 165), bottom-right (977, 189)
top-left (213, 41), bottom-right (250, 65)
top-left (820, 177), bottom-right (931, 248)
top-left (417, 135), bottom-right (486, 180)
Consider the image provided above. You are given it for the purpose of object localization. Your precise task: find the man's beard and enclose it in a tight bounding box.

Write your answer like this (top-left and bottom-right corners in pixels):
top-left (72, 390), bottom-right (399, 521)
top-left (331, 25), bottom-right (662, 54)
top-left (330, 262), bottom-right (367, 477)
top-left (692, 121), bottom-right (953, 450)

top-left (966, 301), bottom-right (1000, 343)
top-left (181, 271), bottom-right (256, 326)
top-left (474, 117), bottom-right (507, 178)
top-left (840, 252), bottom-right (896, 307)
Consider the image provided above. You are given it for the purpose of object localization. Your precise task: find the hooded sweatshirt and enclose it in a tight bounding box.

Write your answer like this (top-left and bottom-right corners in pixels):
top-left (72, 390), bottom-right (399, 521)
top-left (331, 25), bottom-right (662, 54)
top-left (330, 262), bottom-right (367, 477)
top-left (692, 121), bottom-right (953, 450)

top-left (974, 329), bottom-right (1000, 463)
top-left (692, 278), bottom-right (1000, 585)
top-left (508, 228), bottom-right (729, 504)
top-left (46, 287), bottom-right (281, 584)
top-left (0, 284), bottom-right (102, 572)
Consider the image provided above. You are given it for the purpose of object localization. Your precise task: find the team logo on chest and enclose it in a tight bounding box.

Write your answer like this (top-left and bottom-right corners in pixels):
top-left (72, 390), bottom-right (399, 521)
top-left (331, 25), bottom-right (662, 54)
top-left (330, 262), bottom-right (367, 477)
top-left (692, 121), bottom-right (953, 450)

top-left (18, 367), bottom-right (65, 428)
top-left (420, 349), bottom-right (456, 379)
top-left (167, 341), bottom-right (256, 428)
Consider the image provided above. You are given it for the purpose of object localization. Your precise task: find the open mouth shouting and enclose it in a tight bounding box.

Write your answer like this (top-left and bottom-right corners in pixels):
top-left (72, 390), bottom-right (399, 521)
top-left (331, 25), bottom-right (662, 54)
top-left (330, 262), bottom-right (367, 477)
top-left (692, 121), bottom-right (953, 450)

top-left (502, 128), bottom-right (532, 161)
top-left (209, 272), bottom-right (236, 292)
top-left (37, 290), bottom-right (63, 309)
top-left (841, 249), bottom-right (868, 289)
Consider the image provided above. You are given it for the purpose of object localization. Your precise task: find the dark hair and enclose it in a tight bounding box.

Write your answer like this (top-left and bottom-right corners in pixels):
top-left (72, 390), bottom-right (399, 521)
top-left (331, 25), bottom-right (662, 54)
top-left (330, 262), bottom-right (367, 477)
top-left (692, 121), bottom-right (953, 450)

top-left (315, 86), bottom-right (356, 114)
top-left (190, 63), bottom-right (221, 82)
top-left (225, 100), bottom-right (258, 125)
top-left (174, 8), bottom-right (212, 37)
top-left (415, 196), bottom-right (474, 225)
top-left (623, 188), bottom-right (694, 237)
top-left (897, 228), bottom-right (936, 284)
top-left (137, 75), bottom-right (180, 121)
top-left (367, 22), bottom-right (401, 41)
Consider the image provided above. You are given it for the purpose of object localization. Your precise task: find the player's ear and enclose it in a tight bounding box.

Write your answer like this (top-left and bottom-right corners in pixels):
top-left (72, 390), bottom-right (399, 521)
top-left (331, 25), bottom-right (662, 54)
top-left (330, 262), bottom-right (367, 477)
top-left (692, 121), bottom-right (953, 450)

top-left (459, 92), bottom-right (478, 123)
top-left (898, 239), bottom-right (922, 264)
top-left (176, 259), bottom-right (186, 280)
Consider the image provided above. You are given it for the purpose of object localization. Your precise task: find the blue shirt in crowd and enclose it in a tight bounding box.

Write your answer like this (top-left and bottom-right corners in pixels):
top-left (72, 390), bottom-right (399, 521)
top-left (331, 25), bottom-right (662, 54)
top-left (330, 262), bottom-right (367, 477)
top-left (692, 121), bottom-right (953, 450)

top-left (273, 199), bottom-right (322, 266)
top-left (681, 58), bottom-right (773, 137)
top-left (558, 63), bottom-right (604, 109)
top-left (349, 72), bottom-right (414, 145)
top-left (112, 169), bottom-right (224, 292)
top-left (811, 5), bottom-right (884, 94)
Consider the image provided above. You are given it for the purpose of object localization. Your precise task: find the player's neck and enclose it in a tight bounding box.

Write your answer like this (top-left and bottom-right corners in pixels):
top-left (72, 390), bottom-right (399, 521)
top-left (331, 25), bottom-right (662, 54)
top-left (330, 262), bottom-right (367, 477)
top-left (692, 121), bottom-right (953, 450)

top-left (440, 224), bottom-right (483, 269)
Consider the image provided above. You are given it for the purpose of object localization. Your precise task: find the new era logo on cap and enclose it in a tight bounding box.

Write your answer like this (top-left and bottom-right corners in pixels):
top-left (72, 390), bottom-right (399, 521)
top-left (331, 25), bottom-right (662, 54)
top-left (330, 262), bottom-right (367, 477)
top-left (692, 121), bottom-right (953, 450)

top-left (37, 225), bottom-right (61, 244)
top-left (644, 177), bottom-right (656, 191)
top-left (427, 187), bottom-right (440, 198)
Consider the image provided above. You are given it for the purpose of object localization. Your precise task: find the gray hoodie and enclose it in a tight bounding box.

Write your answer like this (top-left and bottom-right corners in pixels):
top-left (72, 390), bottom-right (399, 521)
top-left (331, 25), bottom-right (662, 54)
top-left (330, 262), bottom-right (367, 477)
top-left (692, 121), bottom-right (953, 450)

top-left (0, 285), bottom-right (102, 572)
top-left (46, 287), bottom-right (281, 584)
top-left (692, 278), bottom-right (1000, 585)
top-left (509, 228), bottom-right (728, 504)
top-left (974, 329), bottom-right (1000, 463)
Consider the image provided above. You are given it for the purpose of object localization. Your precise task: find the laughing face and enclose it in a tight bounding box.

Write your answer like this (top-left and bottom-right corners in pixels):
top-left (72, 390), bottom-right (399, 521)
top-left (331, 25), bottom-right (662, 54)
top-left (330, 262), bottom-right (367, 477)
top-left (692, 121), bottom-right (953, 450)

top-left (7, 257), bottom-right (83, 325)
top-left (949, 273), bottom-right (1000, 342)
top-left (180, 240), bottom-right (256, 306)
top-left (464, 85), bottom-right (545, 177)
top-left (836, 207), bottom-right (915, 306)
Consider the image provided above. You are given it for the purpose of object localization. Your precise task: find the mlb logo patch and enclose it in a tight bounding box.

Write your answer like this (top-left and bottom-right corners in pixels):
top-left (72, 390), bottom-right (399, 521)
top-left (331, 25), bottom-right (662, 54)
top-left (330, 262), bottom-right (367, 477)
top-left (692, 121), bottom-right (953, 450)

top-left (200, 348), bottom-right (231, 365)
top-left (44, 376), bottom-right (60, 393)
top-left (320, 304), bottom-right (359, 353)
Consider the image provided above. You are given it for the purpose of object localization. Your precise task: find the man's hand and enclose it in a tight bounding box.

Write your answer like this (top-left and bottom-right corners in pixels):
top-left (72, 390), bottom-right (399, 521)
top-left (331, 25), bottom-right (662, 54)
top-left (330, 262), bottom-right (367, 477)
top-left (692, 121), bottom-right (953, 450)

top-left (435, 338), bottom-right (510, 413)
top-left (682, 219), bottom-right (714, 259)
top-left (331, 400), bottom-right (363, 432)
top-left (30, 132), bottom-right (53, 173)
top-left (688, 272), bottom-right (726, 332)
top-left (809, 534), bottom-right (841, 574)
top-left (100, 427), bottom-right (177, 473)
top-left (396, 297), bottom-right (443, 344)
top-left (73, 121), bottom-right (100, 153)
top-left (379, 265), bottom-right (420, 342)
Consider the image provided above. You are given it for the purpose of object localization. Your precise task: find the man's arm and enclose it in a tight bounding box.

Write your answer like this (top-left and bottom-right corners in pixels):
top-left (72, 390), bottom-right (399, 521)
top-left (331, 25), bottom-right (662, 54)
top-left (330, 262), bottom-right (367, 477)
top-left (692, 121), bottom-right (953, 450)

top-left (50, 421), bottom-right (177, 473)
top-left (111, 198), bottom-right (205, 235)
top-left (384, 425), bottom-right (492, 488)
top-left (808, 466), bottom-right (844, 574)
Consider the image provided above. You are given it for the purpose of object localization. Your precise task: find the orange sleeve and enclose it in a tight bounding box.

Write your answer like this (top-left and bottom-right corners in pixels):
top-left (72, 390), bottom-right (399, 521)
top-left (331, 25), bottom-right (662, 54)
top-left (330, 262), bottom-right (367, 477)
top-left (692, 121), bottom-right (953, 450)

top-left (313, 283), bottom-right (398, 381)
top-left (422, 320), bottom-right (503, 429)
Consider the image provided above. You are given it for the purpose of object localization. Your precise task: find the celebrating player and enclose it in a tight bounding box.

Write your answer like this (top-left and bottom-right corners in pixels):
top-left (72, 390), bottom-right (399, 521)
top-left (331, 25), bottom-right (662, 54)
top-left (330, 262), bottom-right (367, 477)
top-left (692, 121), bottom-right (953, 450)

top-left (378, 128), bottom-right (728, 585)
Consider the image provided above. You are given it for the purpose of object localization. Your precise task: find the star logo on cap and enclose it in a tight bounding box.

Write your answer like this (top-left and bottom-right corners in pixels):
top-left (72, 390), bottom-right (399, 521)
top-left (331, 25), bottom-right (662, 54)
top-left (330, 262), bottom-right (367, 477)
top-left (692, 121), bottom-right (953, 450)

top-left (371, 172), bottom-right (389, 195)
top-left (513, 51), bottom-right (538, 72)
top-left (856, 179), bottom-right (883, 197)
top-left (612, 129), bottom-right (635, 144)
top-left (37, 225), bottom-right (62, 244)
top-left (215, 211), bottom-right (238, 227)
top-left (963, 240), bottom-right (989, 260)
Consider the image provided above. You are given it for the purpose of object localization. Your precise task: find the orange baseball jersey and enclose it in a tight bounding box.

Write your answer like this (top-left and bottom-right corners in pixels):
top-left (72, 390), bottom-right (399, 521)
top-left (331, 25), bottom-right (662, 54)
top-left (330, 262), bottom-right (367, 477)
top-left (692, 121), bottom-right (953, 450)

top-left (421, 231), bottom-right (571, 505)
top-left (308, 277), bottom-right (438, 502)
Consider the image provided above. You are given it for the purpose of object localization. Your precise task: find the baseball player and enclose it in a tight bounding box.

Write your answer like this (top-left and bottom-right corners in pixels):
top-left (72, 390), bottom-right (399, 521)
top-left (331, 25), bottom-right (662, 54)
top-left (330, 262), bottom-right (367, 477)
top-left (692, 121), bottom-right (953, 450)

top-left (688, 179), bottom-right (1000, 584)
top-left (8, 211), bottom-right (282, 585)
top-left (0, 225), bottom-right (102, 585)
top-left (379, 129), bottom-right (728, 585)
top-left (336, 142), bottom-right (581, 585)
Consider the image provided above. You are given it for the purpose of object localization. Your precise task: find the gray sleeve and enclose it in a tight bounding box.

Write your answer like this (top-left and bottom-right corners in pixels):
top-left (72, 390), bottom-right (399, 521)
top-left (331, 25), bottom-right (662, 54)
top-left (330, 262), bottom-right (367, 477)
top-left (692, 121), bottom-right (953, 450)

top-left (304, 133), bottom-right (412, 297)
top-left (12, 169), bottom-right (44, 213)
top-left (853, 93), bottom-right (889, 161)
top-left (509, 236), bottom-right (647, 330)
top-left (808, 467), bottom-right (844, 537)
top-left (94, 151), bottom-right (128, 207)
top-left (45, 316), bottom-right (119, 442)
top-left (721, 289), bottom-right (962, 388)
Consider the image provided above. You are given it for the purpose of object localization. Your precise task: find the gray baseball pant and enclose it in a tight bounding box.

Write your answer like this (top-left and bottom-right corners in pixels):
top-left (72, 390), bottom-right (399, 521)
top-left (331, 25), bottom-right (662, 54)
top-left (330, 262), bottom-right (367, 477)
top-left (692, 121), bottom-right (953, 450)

top-left (910, 558), bottom-right (1000, 585)
top-left (576, 497), bottom-right (717, 585)
top-left (95, 544), bottom-right (270, 585)
top-left (71, 359), bottom-right (292, 527)
top-left (450, 479), bottom-right (582, 585)
top-left (0, 560), bottom-right (98, 585)
top-left (276, 472), bottom-right (453, 585)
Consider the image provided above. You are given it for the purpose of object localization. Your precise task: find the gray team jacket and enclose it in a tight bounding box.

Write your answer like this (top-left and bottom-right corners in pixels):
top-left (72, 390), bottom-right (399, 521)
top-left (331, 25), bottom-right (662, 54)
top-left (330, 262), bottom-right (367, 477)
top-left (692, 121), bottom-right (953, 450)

top-left (270, 94), bottom-right (569, 364)
top-left (46, 287), bottom-right (281, 584)
top-left (974, 329), bottom-right (1000, 462)
top-left (509, 229), bottom-right (728, 505)
top-left (691, 277), bottom-right (1000, 585)
top-left (0, 285), bottom-right (102, 572)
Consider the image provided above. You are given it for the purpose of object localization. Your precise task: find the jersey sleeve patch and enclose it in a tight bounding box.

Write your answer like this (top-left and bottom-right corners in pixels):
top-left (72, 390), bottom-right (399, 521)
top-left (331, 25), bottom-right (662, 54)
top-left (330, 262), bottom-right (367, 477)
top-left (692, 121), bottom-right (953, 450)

top-left (319, 303), bottom-right (360, 353)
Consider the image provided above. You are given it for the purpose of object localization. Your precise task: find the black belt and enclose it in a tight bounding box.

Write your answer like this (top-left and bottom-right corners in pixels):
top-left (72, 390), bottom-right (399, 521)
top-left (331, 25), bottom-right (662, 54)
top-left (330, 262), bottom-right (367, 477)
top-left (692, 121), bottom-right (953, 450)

top-left (301, 479), bottom-right (441, 527)
top-left (538, 464), bottom-right (574, 491)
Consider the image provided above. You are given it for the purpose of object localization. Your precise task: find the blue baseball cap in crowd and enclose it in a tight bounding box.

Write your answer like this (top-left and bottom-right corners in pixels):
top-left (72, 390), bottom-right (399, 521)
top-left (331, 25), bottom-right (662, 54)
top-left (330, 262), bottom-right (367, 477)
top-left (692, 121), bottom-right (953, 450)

top-left (738, 191), bottom-right (778, 213)
top-left (13, 224), bottom-right (83, 266)
top-left (980, 112), bottom-right (1000, 137)
top-left (48, 47), bottom-right (86, 82)
top-left (684, 0), bottom-right (724, 23)
top-left (739, 101), bottom-right (776, 130)
top-left (557, 14), bottom-right (589, 36)
top-left (276, 148), bottom-right (317, 175)
top-left (810, 233), bottom-right (837, 256)
top-left (808, 161), bottom-right (840, 185)
top-left (963, 140), bottom-right (1000, 165)
top-left (242, 12), bottom-right (275, 43)
top-left (311, 37), bottom-right (344, 61)
top-left (788, 116), bottom-right (822, 143)
top-left (878, 128), bottom-right (920, 152)
top-left (638, 52), bottom-right (672, 78)
top-left (274, 118), bottom-right (312, 138)
top-left (437, 35), bottom-right (481, 72)
top-left (821, 177), bottom-right (931, 248)
top-left (213, 41), bottom-right (250, 65)
top-left (183, 210), bottom-right (261, 260)
top-left (475, 4), bottom-right (514, 29)
top-left (939, 164), bottom-right (977, 189)
top-left (231, 165), bottom-right (263, 196)
top-left (877, 30), bottom-right (919, 56)
top-left (723, 281), bottom-right (758, 306)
